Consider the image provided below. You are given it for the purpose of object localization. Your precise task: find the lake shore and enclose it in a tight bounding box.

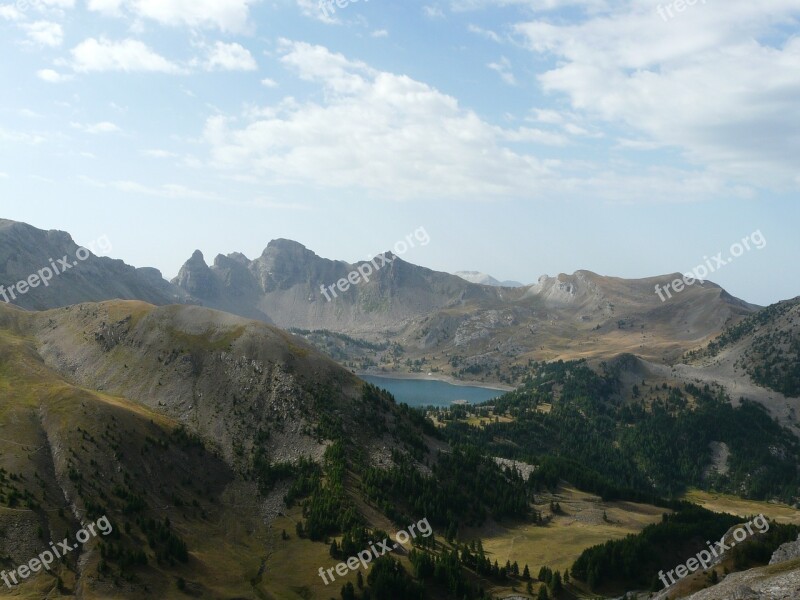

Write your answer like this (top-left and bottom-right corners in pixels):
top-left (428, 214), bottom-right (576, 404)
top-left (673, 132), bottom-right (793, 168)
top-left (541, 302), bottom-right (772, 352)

top-left (355, 370), bottom-right (516, 392)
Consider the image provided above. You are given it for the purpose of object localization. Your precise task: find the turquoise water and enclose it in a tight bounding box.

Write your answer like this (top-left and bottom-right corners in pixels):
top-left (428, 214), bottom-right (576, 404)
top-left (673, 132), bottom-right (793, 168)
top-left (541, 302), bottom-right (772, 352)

top-left (360, 375), bottom-right (505, 408)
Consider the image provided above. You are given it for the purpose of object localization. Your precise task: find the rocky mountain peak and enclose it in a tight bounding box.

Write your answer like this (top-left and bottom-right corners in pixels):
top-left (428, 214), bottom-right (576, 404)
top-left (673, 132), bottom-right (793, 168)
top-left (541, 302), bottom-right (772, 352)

top-left (173, 249), bottom-right (217, 298)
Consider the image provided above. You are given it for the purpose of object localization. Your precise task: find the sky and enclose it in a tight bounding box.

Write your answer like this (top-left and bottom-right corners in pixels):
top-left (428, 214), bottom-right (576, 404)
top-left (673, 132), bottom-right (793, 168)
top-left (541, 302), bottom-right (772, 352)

top-left (1, 0), bottom-right (799, 306)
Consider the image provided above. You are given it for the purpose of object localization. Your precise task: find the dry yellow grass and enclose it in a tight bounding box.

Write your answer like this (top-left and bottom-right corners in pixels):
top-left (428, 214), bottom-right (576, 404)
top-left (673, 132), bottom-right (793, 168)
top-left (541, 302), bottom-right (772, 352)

top-left (464, 486), bottom-right (668, 574)
top-left (682, 489), bottom-right (800, 525)
top-left (464, 413), bottom-right (514, 426)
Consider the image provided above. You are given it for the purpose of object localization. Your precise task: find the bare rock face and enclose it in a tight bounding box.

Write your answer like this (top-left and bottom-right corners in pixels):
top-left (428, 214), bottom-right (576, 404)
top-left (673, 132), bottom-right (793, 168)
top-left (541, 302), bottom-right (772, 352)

top-left (173, 250), bottom-right (218, 298)
top-left (681, 562), bottom-right (800, 599)
top-left (725, 586), bottom-right (760, 600)
top-left (649, 527), bottom-right (800, 600)
top-left (770, 534), bottom-right (800, 565)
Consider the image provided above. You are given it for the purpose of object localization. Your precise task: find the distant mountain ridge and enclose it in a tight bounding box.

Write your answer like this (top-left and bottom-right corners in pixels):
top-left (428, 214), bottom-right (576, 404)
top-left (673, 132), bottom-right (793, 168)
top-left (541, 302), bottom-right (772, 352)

top-left (172, 238), bottom-right (503, 332)
top-left (170, 241), bottom-right (760, 374)
top-left (454, 271), bottom-right (525, 287)
top-left (0, 219), bottom-right (761, 378)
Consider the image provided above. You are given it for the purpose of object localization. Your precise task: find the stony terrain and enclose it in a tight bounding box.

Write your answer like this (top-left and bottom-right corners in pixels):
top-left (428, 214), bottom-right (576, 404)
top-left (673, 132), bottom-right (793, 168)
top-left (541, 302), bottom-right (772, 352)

top-left (647, 534), bottom-right (800, 600)
top-left (683, 556), bottom-right (800, 599)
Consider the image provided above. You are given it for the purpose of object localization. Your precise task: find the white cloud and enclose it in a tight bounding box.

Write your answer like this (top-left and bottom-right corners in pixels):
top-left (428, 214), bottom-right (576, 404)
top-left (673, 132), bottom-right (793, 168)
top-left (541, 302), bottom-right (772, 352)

top-left (23, 20), bottom-right (63, 46)
top-left (467, 24), bottom-right (501, 42)
top-left (295, 0), bottom-right (338, 23)
top-left (40, 0), bottom-right (75, 7)
top-left (260, 77), bottom-right (278, 87)
top-left (113, 180), bottom-right (216, 199)
top-left (450, 0), bottom-right (605, 10)
top-left (202, 40), bottom-right (560, 200)
top-left (0, 0), bottom-right (75, 19)
top-left (500, 126), bottom-right (566, 145)
top-left (371, 29), bottom-right (388, 38)
top-left (488, 56), bottom-right (516, 85)
top-left (70, 38), bottom-right (181, 73)
top-left (139, 0), bottom-right (255, 30)
top-left (143, 149), bottom-right (178, 158)
top-left (526, 108), bottom-right (599, 139)
top-left (199, 40), bottom-right (751, 203)
top-left (513, 0), bottom-right (800, 189)
top-left (88, 0), bottom-right (256, 32)
top-left (6, 0), bottom-right (74, 19)
top-left (37, 68), bottom-right (72, 82)
top-left (0, 4), bottom-right (23, 20)
top-left (17, 0), bottom-right (76, 9)
top-left (244, 199), bottom-right (310, 210)
top-left (87, 0), bottom-right (123, 15)
top-left (529, 108), bottom-right (566, 125)
top-left (0, 127), bottom-right (45, 144)
top-left (81, 175), bottom-right (220, 200)
top-left (204, 41), bottom-right (257, 71)
top-left (0, 172), bottom-right (8, 178)
top-left (423, 5), bottom-right (445, 19)
top-left (71, 121), bottom-right (121, 134)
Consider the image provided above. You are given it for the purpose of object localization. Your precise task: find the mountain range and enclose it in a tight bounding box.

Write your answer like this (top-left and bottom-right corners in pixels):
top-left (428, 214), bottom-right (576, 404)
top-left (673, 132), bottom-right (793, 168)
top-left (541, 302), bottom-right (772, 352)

top-left (0, 220), bottom-right (759, 380)
top-left (1, 218), bottom-right (799, 600)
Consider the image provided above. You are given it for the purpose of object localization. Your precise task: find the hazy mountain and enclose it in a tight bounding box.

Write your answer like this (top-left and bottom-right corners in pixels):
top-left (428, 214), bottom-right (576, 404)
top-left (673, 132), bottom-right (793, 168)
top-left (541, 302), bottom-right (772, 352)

top-left (454, 271), bottom-right (525, 287)
top-left (172, 239), bottom-right (502, 332)
top-left (0, 219), bottom-right (188, 310)
top-left (169, 243), bottom-right (758, 380)
top-left (0, 219), bottom-right (762, 383)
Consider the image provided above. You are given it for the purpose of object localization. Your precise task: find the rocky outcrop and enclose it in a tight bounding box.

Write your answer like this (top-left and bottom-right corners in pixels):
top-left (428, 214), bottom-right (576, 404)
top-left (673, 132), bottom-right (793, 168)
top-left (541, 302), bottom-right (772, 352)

top-left (674, 535), bottom-right (800, 599)
top-left (681, 558), bottom-right (800, 599)
top-left (172, 250), bottom-right (218, 298)
top-left (770, 534), bottom-right (800, 565)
